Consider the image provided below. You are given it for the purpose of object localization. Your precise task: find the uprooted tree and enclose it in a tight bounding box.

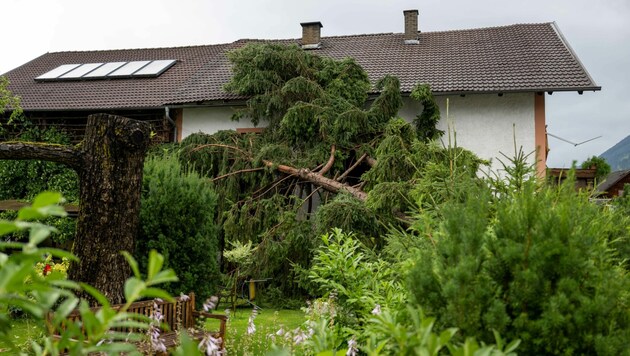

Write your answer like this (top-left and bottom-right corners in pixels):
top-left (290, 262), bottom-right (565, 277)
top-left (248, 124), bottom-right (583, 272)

top-left (0, 111), bottom-right (151, 304)
top-left (178, 43), bottom-right (484, 296)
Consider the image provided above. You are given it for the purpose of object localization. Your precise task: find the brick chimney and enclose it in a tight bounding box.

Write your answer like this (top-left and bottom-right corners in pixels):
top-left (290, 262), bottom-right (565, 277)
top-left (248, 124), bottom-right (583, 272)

top-left (403, 10), bottom-right (419, 44)
top-left (301, 21), bottom-right (323, 49)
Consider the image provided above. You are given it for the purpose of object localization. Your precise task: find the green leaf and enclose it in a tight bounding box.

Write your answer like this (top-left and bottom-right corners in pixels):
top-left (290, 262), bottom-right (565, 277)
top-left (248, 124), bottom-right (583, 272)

top-left (147, 269), bottom-right (178, 286)
top-left (147, 249), bottom-right (164, 280)
top-left (18, 207), bottom-right (44, 221)
top-left (173, 331), bottom-right (203, 356)
top-left (139, 287), bottom-right (174, 302)
top-left (80, 283), bottom-right (111, 309)
top-left (38, 248), bottom-right (79, 262)
top-left (28, 225), bottom-right (52, 247)
top-left (124, 278), bottom-right (146, 303)
top-left (121, 251), bottom-right (141, 279)
top-left (0, 221), bottom-right (19, 236)
top-left (32, 191), bottom-right (64, 208)
top-left (53, 296), bottom-right (79, 326)
top-left (504, 339), bottom-right (521, 353)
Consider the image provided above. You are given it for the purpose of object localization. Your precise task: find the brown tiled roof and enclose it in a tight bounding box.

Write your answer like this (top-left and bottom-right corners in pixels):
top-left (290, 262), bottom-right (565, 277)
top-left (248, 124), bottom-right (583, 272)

top-left (3, 22), bottom-right (599, 111)
top-left (597, 170), bottom-right (630, 192)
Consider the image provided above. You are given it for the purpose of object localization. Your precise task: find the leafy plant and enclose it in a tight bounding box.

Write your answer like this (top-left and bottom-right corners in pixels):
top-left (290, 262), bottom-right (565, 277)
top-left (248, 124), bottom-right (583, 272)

top-left (136, 151), bottom-right (220, 304)
top-left (0, 192), bottom-right (183, 354)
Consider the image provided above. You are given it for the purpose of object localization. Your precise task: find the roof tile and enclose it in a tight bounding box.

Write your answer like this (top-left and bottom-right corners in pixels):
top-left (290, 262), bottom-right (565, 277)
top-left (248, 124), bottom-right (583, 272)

top-left (3, 23), bottom-right (599, 111)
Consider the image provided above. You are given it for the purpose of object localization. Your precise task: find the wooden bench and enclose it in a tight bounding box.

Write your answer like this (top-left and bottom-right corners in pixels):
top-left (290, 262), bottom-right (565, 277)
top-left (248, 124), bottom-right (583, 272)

top-left (49, 292), bottom-right (227, 354)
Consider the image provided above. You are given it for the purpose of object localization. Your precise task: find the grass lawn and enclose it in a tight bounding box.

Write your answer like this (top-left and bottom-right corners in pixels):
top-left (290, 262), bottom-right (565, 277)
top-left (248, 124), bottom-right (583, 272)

top-left (210, 307), bottom-right (306, 355)
top-left (0, 317), bottom-right (45, 352)
top-left (1, 308), bottom-right (305, 355)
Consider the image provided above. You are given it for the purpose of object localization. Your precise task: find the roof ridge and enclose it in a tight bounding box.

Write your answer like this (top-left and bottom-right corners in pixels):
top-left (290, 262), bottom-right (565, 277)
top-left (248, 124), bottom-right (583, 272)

top-left (44, 43), bottom-right (232, 55)
top-left (422, 22), bottom-right (553, 34)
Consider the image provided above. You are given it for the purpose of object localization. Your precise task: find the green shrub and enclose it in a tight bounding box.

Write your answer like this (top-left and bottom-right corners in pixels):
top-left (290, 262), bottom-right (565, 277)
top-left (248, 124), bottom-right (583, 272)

top-left (136, 151), bottom-right (220, 303)
top-left (0, 126), bottom-right (79, 202)
top-left (408, 181), bottom-right (630, 355)
top-left (0, 210), bottom-right (75, 247)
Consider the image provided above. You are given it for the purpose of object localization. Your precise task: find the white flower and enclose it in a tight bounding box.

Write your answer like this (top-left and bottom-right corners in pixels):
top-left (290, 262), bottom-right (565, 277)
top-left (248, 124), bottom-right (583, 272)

top-left (247, 318), bottom-right (256, 335)
top-left (275, 327), bottom-right (285, 336)
top-left (371, 304), bottom-right (381, 316)
top-left (203, 295), bottom-right (219, 311)
top-left (149, 324), bottom-right (166, 353)
top-left (180, 293), bottom-right (190, 301)
top-left (346, 337), bottom-right (358, 356)
top-left (247, 307), bottom-right (258, 335)
top-left (199, 334), bottom-right (224, 356)
top-left (292, 329), bottom-right (308, 345)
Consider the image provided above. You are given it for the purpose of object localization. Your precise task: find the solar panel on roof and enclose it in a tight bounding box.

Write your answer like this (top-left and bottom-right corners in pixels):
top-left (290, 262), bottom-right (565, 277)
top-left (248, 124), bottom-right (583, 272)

top-left (35, 60), bottom-right (177, 81)
top-left (83, 62), bottom-right (126, 77)
top-left (36, 64), bottom-right (81, 80)
top-left (133, 59), bottom-right (176, 76)
top-left (107, 61), bottom-right (151, 77)
top-left (60, 63), bottom-right (104, 78)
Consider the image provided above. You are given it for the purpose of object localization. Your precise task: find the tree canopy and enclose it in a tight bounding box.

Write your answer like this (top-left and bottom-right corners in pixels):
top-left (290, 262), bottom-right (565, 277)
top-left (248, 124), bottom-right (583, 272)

top-left (179, 43), bottom-right (484, 296)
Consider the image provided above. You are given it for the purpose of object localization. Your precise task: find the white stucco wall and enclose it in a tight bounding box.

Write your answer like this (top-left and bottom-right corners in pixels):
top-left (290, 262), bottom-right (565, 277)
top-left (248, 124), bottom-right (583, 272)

top-left (399, 93), bottom-right (536, 174)
top-left (181, 106), bottom-right (265, 139)
top-left (182, 93), bottom-right (536, 175)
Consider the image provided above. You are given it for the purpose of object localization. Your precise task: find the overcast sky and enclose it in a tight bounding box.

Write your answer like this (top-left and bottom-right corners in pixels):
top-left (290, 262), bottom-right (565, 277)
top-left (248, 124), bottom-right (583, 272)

top-left (2, 0), bottom-right (628, 168)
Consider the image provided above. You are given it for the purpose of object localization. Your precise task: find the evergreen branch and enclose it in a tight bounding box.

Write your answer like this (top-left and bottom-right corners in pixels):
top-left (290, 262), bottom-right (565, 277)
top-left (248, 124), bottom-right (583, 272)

top-left (318, 145), bottom-right (336, 176)
top-left (337, 153), bottom-right (368, 182)
top-left (211, 167), bottom-right (265, 182)
top-left (191, 143), bottom-right (252, 159)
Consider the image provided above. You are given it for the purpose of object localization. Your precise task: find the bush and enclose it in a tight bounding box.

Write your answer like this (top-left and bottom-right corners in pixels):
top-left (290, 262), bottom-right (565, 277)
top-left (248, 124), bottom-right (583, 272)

top-left (136, 151), bottom-right (220, 303)
top-left (408, 181), bottom-right (630, 355)
top-left (0, 126), bottom-right (79, 202)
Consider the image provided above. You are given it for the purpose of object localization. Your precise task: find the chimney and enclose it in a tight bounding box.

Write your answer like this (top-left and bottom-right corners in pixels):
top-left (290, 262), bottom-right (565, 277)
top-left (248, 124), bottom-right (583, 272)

top-left (403, 9), bottom-right (419, 44)
top-left (301, 21), bottom-right (323, 49)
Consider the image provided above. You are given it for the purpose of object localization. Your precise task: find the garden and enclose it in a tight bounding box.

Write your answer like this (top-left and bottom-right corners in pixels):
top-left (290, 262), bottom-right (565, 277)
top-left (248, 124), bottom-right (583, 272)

top-left (1, 44), bottom-right (629, 355)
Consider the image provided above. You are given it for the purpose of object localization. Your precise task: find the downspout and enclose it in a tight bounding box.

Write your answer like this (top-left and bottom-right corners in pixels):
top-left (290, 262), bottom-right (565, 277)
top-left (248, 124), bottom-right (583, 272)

top-left (164, 106), bottom-right (178, 142)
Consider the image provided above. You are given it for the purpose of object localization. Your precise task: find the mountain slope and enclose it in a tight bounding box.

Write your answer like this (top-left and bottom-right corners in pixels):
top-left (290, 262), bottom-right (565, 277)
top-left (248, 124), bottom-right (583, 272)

top-left (600, 135), bottom-right (630, 170)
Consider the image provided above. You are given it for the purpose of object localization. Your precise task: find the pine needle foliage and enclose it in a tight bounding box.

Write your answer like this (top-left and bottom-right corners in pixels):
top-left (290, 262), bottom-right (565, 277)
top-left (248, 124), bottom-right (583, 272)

top-left (408, 177), bottom-right (630, 355)
top-left (136, 151), bottom-right (220, 303)
top-left (410, 83), bottom-right (444, 141)
top-left (178, 42), bottom-right (478, 300)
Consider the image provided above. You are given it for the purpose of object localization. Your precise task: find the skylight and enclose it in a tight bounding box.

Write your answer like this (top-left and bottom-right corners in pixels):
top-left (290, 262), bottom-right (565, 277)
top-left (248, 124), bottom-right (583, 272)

top-left (35, 60), bottom-right (177, 81)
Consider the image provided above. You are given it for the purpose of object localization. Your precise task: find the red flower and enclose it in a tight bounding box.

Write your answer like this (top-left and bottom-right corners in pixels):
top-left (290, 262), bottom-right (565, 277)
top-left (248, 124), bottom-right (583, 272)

top-left (43, 264), bottom-right (52, 276)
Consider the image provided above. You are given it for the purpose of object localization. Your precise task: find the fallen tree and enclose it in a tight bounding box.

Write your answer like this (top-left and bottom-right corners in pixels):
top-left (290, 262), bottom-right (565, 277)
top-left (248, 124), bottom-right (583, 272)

top-left (178, 43), bottom-right (485, 297)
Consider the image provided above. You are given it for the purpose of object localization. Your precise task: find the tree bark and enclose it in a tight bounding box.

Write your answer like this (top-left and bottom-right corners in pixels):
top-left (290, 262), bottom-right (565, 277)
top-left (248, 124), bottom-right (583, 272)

top-left (263, 160), bottom-right (367, 201)
top-left (0, 114), bottom-right (151, 305)
top-left (69, 114), bottom-right (151, 304)
top-left (0, 142), bottom-right (80, 169)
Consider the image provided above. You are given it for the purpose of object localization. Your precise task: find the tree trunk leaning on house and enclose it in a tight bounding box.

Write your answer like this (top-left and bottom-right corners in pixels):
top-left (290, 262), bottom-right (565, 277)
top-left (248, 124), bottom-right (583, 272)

top-left (0, 114), bottom-right (151, 304)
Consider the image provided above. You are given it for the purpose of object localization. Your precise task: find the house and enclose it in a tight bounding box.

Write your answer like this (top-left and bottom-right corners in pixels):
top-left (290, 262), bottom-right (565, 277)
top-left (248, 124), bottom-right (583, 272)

top-left (1, 10), bottom-right (599, 176)
top-left (547, 167), bottom-right (598, 190)
top-left (597, 170), bottom-right (630, 198)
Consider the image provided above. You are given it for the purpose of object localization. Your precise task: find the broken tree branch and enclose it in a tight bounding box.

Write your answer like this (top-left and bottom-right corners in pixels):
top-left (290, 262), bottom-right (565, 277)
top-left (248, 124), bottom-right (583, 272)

top-left (337, 153), bottom-right (368, 182)
top-left (263, 159), bottom-right (367, 201)
top-left (318, 145), bottom-right (336, 176)
top-left (212, 167), bottom-right (265, 182)
top-left (0, 142), bottom-right (81, 170)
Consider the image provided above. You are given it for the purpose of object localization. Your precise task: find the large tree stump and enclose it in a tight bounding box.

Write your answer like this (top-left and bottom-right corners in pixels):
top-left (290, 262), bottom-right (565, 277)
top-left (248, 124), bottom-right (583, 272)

top-left (0, 114), bottom-right (151, 304)
top-left (69, 114), bottom-right (151, 303)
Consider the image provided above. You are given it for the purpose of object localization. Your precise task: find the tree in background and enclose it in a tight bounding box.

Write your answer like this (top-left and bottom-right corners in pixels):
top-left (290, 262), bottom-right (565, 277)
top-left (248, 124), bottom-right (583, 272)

top-left (581, 155), bottom-right (611, 181)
